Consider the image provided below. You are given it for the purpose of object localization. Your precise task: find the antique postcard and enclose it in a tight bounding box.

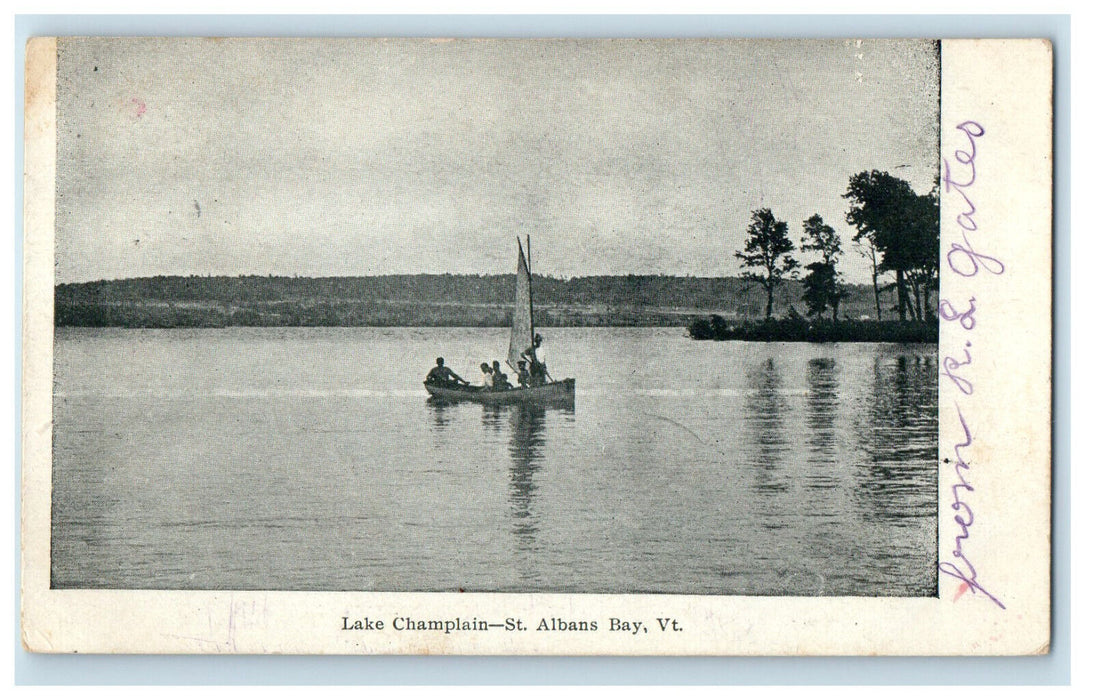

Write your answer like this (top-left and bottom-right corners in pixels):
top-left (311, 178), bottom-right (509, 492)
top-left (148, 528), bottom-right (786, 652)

top-left (21, 37), bottom-right (1052, 654)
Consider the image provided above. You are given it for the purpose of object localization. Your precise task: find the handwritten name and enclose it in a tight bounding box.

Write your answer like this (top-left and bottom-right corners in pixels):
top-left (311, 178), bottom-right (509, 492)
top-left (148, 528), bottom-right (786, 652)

top-left (937, 120), bottom-right (1005, 610)
top-left (942, 121), bottom-right (1005, 278)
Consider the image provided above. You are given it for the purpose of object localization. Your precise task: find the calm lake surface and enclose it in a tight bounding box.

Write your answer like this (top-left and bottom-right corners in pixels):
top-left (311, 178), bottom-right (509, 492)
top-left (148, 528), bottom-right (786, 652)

top-left (53, 326), bottom-right (938, 595)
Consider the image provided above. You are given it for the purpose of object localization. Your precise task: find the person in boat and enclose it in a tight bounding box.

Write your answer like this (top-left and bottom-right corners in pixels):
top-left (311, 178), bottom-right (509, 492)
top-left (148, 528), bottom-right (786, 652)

top-left (516, 360), bottom-right (530, 388)
top-left (491, 360), bottom-right (513, 390)
top-left (424, 357), bottom-right (468, 386)
top-left (480, 362), bottom-right (494, 390)
top-left (522, 333), bottom-right (548, 386)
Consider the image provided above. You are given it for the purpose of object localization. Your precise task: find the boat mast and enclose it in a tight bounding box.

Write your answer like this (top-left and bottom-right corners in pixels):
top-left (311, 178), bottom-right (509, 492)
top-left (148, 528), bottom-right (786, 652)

top-left (526, 234), bottom-right (535, 356)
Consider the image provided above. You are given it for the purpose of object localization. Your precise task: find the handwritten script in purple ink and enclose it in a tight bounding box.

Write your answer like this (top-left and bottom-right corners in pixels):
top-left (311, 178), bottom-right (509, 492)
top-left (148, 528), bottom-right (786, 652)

top-left (943, 121), bottom-right (1005, 278)
top-left (937, 120), bottom-right (1005, 610)
top-left (940, 339), bottom-right (974, 396)
top-left (937, 406), bottom-right (1006, 609)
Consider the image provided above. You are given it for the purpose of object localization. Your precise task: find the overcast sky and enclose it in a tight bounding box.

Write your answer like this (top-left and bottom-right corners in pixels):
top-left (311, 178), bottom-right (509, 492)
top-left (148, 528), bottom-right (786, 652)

top-left (56, 38), bottom-right (939, 284)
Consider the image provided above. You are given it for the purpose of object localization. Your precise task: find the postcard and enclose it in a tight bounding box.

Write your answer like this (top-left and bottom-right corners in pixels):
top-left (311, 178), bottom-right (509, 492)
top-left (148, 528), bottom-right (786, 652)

top-left (21, 37), bottom-right (1052, 654)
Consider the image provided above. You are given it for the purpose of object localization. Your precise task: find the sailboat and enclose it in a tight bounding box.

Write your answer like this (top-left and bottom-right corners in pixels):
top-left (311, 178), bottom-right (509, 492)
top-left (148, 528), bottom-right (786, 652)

top-left (424, 237), bottom-right (575, 405)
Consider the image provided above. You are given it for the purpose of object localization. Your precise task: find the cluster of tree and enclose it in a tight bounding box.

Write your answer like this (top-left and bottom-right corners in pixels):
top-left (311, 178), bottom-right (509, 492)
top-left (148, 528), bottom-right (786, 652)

top-left (688, 316), bottom-right (938, 343)
top-left (734, 170), bottom-right (939, 322)
top-left (845, 170), bottom-right (939, 322)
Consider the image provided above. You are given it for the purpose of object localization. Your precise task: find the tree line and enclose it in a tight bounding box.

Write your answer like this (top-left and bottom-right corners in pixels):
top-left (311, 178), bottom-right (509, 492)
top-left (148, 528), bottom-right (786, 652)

top-left (56, 273), bottom-right (884, 315)
top-left (735, 170), bottom-right (939, 322)
top-left (55, 273), bottom-right (887, 328)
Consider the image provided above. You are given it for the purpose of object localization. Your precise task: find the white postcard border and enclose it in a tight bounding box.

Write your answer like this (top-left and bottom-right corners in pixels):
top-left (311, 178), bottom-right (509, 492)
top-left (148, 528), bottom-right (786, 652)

top-left (20, 37), bottom-right (1053, 656)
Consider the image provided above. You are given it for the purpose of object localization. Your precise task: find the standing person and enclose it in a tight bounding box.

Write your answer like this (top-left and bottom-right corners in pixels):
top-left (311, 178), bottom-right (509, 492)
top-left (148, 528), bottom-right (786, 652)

top-left (480, 362), bottom-right (494, 390)
top-left (522, 333), bottom-right (548, 386)
top-left (424, 357), bottom-right (467, 386)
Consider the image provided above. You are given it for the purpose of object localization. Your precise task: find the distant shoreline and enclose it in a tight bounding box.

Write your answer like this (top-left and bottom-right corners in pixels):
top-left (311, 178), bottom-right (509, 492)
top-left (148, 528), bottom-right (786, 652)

top-left (688, 316), bottom-right (938, 343)
top-left (54, 299), bottom-right (700, 329)
top-left (53, 301), bottom-right (940, 343)
top-left (54, 274), bottom-right (930, 337)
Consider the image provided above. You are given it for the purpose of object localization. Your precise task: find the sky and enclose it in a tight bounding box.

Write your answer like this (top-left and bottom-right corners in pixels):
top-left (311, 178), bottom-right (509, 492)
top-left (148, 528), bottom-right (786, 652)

top-left (55, 38), bottom-right (939, 285)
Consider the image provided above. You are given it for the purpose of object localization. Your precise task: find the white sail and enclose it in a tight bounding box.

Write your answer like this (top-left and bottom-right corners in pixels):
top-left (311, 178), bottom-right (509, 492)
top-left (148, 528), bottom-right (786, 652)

top-left (507, 238), bottom-right (534, 372)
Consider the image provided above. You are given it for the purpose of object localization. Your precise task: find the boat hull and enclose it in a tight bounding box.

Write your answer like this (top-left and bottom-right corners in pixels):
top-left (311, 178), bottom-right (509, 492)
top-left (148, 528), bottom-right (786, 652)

top-left (425, 378), bottom-right (575, 406)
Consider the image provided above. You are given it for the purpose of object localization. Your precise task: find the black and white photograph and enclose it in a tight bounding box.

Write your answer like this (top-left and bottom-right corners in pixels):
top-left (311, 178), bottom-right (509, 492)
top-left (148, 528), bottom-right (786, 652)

top-left (21, 35), bottom-right (1053, 656)
top-left (48, 37), bottom-right (941, 596)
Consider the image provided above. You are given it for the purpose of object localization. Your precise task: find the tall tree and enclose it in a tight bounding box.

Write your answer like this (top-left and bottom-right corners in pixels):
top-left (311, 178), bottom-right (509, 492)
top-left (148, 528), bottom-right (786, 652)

top-left (844, 170), bottom-right (938, 322)
top-left (800, 214), bottom-right (842, 265)
top-left (735, 208), bottom-right (799, 320)
top-left (852, 237), bottom-right (884, 320)
top-left (906, 183), bottom-right (940, 320)
top-left (800, 214), bottom-right (844, 321)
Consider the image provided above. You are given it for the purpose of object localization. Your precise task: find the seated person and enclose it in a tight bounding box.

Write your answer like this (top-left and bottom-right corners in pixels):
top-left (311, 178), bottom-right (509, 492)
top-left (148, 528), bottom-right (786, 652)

top-left (516, 360), bottom-right (530, 388)
top-left (480, 362), bottom-right (494, 390)
top-left (491, 360), bottom-right (512, 390)
top-left (424, 357), bottom-right (466, 386)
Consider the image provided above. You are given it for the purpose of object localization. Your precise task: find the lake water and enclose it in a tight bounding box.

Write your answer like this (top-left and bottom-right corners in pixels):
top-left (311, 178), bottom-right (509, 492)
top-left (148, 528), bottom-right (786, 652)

top-left (52, 326), bottom-right (938, 596)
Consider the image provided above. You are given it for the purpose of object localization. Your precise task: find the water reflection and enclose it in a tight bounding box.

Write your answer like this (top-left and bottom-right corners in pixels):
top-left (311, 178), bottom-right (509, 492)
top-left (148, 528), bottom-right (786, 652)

top-left (426, 397), bottom-right (453, 431)
top-left (855, 352), bottom-right (938, 524)
top-left (740, 356), bottom-right (795, 589)
top-left (744, 357), bottom-right (790, 495)
top-left (804, 357), bottom-right (840, 491)
top-left (481, 403), bottom-right (507, 434)
top-left (507, 404), bottom-right (547, 554)
top-left (422, 397), bottom-right (556, 578)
